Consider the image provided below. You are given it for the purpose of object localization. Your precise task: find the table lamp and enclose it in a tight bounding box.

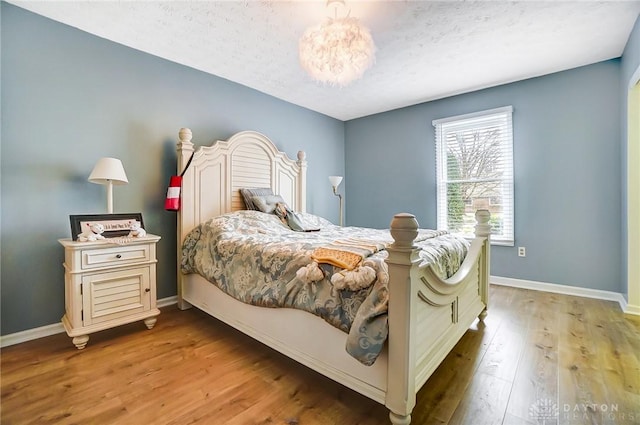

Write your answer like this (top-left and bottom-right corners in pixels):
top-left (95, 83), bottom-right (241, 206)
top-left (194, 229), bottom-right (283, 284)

top-left (88, 157), bottom-right (128, 214)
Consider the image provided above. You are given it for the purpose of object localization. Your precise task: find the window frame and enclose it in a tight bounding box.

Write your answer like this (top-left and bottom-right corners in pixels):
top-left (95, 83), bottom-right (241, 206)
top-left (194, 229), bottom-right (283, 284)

top-left (433, 106), bottom-right (514, 246)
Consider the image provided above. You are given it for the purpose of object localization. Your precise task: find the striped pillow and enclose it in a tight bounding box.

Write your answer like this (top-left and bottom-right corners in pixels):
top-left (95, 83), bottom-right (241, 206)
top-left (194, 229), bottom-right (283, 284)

top-left (240, 187), bottom-right (274, 210)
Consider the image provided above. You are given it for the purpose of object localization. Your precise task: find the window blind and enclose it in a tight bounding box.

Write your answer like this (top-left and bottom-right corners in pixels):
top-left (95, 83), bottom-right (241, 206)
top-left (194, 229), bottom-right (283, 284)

top-left (433, 106), bottom-right (514, 245)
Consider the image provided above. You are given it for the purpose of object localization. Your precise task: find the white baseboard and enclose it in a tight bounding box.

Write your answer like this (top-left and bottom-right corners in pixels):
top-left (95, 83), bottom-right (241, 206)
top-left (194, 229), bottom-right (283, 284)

top-left (491, 275), bottom-right (637, 315)
top-left (157, 296), bottom-right (178, 309)
top-left (0, 296), bottom-right (178, 348)
top-left (624, 303), bottom-right (640, 315)
top-left (0, 322), bottom-right (66, 349)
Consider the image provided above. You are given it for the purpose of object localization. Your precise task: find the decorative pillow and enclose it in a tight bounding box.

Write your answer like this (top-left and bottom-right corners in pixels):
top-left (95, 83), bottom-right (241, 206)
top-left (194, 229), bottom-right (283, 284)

top-left (251, 194), bottom-right (287, 214)
top-left (240, 187), bottom-right (274, 210)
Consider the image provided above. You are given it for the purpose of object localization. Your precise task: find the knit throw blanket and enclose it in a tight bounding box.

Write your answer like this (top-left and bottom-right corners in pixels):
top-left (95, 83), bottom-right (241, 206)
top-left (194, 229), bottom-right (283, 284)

top-left (311, 238), bottom-right (387, 270)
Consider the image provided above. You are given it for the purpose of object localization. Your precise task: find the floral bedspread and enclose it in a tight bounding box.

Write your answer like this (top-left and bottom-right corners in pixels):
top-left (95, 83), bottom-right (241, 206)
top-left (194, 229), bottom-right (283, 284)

top-left (181, 210), bottom-right (469, 365)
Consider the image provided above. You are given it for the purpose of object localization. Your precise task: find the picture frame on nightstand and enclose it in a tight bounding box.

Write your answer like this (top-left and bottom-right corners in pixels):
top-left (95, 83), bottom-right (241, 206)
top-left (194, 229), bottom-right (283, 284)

top-left (69, 213), bottom-right (144, 240)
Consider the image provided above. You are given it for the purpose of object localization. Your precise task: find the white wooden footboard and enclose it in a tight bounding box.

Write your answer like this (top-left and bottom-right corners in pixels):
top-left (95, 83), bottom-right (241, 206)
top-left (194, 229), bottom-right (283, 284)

top-left (385, 210), bottom-right (490, 424)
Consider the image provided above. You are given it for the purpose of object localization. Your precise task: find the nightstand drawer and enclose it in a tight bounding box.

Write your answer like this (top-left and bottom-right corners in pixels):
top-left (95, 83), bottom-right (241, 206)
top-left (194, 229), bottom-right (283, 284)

top-left (81, 244), bottom-right (151, 270)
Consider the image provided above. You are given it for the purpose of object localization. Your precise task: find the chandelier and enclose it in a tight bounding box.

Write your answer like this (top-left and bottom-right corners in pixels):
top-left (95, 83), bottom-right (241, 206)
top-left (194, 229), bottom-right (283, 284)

top-left (298, 0), bottom-right (376, 87)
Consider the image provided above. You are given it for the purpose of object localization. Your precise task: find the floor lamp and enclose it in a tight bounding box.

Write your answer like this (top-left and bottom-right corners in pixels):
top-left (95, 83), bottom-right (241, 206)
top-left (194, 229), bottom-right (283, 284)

top-left (328, 175), bottom-right (343, 226)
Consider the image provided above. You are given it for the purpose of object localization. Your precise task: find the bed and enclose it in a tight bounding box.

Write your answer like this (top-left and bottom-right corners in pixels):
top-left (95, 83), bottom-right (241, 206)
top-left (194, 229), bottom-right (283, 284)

top-left (175, 128), bottom-right (491, 424)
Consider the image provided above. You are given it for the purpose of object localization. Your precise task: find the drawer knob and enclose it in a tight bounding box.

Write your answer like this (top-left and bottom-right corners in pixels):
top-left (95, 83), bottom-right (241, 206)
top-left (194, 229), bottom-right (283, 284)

top-left (145, 288), bottom-right (150, 293)
top-left (115, 254), bottom-right (122, 259)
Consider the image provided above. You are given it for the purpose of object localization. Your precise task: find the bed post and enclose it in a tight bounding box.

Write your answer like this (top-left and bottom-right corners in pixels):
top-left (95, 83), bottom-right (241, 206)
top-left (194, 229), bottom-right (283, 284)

top-left (296, 151), bottom-right (307, 213)
top-left (385, 213), bottom-right (419, 425)
top-left (474, 209), bottom-right (491, 319)
top-left (176, 128), bottom-right (194, 310)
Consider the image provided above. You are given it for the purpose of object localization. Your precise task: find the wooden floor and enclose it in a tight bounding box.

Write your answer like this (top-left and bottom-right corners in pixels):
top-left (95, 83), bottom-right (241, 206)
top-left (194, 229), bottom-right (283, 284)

top-left (2, 285), bottom-right (639, 425)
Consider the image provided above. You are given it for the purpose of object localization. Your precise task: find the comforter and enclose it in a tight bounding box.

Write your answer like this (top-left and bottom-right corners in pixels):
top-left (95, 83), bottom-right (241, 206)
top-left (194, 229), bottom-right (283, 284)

top-left (181, 210), bottom-right (469, 365)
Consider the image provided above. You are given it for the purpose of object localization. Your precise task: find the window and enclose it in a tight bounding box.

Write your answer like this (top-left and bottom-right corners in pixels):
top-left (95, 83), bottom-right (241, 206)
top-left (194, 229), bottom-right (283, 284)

top-left (433, 106), bottom-right (514, 245)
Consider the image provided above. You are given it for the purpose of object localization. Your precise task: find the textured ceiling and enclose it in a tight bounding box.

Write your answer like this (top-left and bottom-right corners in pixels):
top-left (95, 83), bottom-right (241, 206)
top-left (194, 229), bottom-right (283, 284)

top-left (9, 1), bottom-right (640, 121)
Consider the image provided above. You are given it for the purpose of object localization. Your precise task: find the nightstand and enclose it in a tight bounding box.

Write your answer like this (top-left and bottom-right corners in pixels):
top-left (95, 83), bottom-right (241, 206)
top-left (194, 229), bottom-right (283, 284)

top-left (59, 234), bottom-right (161, 349)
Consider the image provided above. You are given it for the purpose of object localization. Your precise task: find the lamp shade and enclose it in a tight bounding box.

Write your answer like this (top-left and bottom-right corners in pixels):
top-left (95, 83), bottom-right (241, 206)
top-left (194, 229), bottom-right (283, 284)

top-left (88, 157), bottom-right (128, 185)
top-left (328, 175), bottom-right (343, 188)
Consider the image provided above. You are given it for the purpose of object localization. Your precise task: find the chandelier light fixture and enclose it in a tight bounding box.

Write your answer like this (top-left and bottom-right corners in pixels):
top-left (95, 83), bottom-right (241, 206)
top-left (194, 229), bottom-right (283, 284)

top-left (299, 0), bottom-right (376, 87)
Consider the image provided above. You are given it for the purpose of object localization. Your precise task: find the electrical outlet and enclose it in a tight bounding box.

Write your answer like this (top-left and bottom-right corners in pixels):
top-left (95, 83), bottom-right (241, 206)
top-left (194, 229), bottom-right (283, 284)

top-left (518, 247), bottom-right (526, 257)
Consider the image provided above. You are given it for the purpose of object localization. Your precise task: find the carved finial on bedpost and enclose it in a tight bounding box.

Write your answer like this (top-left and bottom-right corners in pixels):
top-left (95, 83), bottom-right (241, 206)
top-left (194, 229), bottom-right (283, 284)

top-left (179, 128), bottom-right (193, 144)
top-left (177, 128), bottom-right (194, 175)
top-left (389, 213), bottom-right (419, 250)
top-left (474, 209), bottom-right (491, 238)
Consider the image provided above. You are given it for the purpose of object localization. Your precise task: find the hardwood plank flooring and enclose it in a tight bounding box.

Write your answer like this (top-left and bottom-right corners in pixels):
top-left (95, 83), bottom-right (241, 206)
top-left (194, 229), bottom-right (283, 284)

top-left (2, 285), bottom-right (639, 425)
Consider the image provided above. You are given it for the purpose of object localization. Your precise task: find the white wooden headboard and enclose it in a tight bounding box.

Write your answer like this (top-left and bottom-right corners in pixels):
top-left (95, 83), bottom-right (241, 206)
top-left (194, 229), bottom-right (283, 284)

top-left (176, 128), bottom-right (307, 243)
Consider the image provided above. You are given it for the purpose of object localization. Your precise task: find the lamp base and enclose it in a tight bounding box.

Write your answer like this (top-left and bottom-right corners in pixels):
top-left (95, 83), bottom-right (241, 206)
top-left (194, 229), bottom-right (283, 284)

top-left (106, 181), bottom-right (114, 214)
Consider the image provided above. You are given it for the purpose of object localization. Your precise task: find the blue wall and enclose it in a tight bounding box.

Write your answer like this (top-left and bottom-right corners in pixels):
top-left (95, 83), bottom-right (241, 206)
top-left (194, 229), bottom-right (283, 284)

top-left (345, 61), bottom-right (623, 293)
top-left (0, 3), bottom-right (344, 335)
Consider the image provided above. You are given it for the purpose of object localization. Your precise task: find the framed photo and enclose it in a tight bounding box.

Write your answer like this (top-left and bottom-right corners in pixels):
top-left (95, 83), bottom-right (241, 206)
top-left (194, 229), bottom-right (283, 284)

top-left (69, 213), bottom-right (144, 241)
